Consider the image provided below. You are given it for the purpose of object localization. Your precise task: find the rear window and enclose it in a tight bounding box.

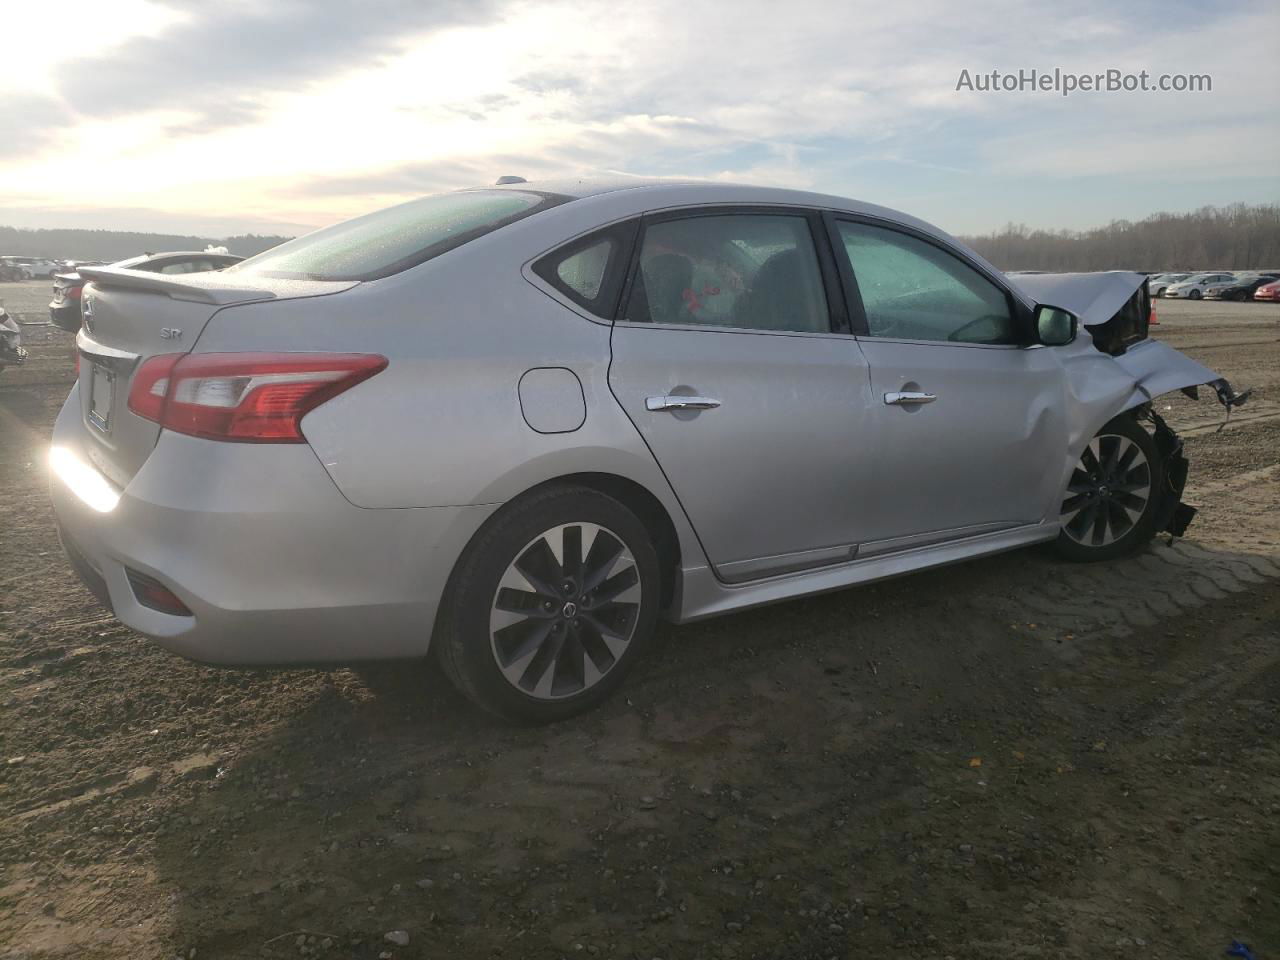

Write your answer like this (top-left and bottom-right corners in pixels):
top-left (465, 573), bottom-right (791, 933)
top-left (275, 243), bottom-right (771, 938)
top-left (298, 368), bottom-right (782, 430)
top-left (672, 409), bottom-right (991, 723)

top-left (230, 189), bottom-right (567, 281)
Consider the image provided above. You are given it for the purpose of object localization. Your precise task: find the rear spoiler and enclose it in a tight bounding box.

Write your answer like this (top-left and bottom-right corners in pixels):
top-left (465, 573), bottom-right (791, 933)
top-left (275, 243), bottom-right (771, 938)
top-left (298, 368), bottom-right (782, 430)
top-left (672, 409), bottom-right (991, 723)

top-left (77, 265), bottom-right (282, 306)
top-left (77, 266), bottom-right (278, 305)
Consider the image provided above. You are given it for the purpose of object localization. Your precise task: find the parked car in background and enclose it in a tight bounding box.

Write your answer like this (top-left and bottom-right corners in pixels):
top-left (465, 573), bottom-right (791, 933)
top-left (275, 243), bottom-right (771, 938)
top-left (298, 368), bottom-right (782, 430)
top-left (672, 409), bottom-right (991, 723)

top-left (1255, 280), bottom-right (1280, 302)
top-left (49, 251), bottom-right (244, 332)
top-left (48, 178), bottom-right (1250, 721)
top-left (1149, 273), bottom-right (1189, 297)
top-left (3, 256), bottom-right (63, 279)
top-left (1205, 273), bottom-right (1280, 301)
top-left (0, 257), bottom-right (33, 281)
top-left (1163, 272), bottom-right (1234, 299)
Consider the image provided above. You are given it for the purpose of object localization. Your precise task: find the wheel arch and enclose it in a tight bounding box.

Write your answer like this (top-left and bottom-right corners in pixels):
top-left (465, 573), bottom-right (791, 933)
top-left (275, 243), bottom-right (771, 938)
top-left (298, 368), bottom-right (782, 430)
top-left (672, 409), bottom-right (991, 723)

top-left (440, 470), bottom-right (688, 625)
top-left (545, 472), bottom-right (683, 613)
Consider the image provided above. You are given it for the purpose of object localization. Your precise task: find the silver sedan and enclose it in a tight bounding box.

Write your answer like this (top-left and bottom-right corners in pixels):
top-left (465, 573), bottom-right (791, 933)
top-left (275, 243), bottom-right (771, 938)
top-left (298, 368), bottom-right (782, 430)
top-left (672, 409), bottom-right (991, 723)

top-left (49, 178), bottom-right (1248, 720)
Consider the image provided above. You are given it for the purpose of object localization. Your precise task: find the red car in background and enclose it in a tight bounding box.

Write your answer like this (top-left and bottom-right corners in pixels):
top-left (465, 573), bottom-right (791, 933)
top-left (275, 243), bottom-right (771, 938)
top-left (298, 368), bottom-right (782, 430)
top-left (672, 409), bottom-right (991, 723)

top-left (1254, 280), bottom-right (1280, 302)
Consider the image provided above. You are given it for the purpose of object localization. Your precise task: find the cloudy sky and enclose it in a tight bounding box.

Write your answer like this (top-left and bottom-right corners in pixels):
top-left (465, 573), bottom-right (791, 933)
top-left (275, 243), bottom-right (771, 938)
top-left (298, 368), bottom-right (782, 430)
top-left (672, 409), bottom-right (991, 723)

top-left (1, 0), bottom-right (1276, 238)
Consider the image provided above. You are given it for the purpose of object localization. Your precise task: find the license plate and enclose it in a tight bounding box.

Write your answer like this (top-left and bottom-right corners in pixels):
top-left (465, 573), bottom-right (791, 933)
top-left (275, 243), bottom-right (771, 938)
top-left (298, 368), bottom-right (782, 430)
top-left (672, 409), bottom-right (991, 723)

top-left (88, 363), bottom-right (114, 432)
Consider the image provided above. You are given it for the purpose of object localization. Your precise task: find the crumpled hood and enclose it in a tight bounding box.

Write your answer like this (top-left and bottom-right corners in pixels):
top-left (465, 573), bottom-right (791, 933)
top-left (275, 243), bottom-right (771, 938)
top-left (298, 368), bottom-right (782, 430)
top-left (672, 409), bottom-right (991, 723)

top-left (1008, 271), bottom-right (1147, 327)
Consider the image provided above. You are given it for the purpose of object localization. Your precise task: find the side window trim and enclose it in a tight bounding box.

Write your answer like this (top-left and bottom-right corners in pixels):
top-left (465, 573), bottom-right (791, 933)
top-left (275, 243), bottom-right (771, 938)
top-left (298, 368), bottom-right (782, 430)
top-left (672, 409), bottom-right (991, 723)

top-left (824, 211), bottom-right (1030, 346)
top-left (612, 205), bottom-right (849, 335)
top-left (531, 219), bottom-right (639, 322)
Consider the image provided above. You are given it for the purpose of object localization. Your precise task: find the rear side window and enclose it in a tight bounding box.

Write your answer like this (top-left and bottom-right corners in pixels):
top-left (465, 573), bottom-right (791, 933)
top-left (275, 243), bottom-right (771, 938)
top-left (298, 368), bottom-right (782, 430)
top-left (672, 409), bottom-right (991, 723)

top-left (532, 221), bottom-right (637, 319)
top-left (231, 190), bottom-right (567, 281)
top-left (557, 242), bottom-right (611, 300)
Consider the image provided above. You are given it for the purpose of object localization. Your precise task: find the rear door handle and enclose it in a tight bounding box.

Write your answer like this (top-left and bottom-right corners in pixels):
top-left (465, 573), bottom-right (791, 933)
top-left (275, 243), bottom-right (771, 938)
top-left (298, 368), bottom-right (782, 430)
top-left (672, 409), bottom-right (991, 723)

top-left (645, 395), bottom-right (722, 412)
top-left (884, 391), bottom-right (937, 406)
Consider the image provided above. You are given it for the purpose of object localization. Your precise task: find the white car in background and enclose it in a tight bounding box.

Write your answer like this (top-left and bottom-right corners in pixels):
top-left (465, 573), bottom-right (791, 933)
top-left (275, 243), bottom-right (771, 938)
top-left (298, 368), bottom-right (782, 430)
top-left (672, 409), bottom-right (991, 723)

top-left (1163, 272), bottom-right (1234, 299)
top-left (9, 257), bottom-right (63, 279)
top-left (1148, 273), bottom-right (1188, 297)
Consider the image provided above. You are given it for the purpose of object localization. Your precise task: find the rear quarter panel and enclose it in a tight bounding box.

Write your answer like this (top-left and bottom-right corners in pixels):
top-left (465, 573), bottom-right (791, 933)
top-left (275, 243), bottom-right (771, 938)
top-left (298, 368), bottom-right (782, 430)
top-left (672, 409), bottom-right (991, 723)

top-left (192, 222), bottom-right (709, 570)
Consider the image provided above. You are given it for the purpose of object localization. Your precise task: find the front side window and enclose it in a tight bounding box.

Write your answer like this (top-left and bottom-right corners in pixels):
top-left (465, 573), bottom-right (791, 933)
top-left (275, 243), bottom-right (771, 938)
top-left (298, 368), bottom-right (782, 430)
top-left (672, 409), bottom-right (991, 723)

top-left (623, 214), bottom-right (829, 333)
top-left (837, 221), bottom-right (1015, 344)
top-left (230, 189), bottom-right (566, 281)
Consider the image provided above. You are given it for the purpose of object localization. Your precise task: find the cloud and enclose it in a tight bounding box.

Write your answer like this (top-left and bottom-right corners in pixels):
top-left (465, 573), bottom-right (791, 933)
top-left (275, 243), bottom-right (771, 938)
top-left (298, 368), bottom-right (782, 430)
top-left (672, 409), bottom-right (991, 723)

top-left (54, 0), bottom-right (497, 131)
top-left (0, 94), bottom-right (73, 159)
top-left (1, 0), bottom-right (1275, 234)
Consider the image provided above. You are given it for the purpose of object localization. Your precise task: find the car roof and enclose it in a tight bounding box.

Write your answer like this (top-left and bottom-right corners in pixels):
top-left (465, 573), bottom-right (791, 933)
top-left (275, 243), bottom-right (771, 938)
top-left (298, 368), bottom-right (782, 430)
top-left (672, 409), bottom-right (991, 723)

top-left (488, 176), bottom-right (706, 200)
top-left (488, 176), bottom-right (912, 218)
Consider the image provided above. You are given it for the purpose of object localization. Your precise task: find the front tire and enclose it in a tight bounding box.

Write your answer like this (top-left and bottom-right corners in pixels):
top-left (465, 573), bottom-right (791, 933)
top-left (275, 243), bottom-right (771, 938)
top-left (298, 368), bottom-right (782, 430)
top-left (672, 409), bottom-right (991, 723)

top-left (435, 485), bottom-right (661, 722)
top-left (1189, 289), bottom-right (1202, 300)
top-left (1054, 415), bottom-right (1163, 562)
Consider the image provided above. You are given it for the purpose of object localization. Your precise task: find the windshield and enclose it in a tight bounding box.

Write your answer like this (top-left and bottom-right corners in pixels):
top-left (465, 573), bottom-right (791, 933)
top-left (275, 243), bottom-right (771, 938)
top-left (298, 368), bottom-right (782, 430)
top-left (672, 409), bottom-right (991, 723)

top-left (229, 189), bottom-right (566, 281)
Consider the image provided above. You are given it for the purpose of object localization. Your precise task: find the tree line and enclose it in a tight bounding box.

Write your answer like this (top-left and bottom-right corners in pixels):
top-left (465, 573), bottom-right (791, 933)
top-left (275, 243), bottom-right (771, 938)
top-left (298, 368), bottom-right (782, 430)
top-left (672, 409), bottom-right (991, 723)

top-left (0, 226), bottom-right (290, 262)
top-left (5, 201), bottom-right (1279, 273)
top-left (960, 203), bottom-right (1280, 273)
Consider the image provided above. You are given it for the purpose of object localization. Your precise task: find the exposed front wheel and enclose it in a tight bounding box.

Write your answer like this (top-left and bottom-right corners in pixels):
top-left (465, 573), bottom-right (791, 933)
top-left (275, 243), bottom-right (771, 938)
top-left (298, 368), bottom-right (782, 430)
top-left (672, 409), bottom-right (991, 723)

top-left (435, 486), bottom-right (660, 722)
top-left (1189, 289), bottom-right (1202, 300)
top-left (1054, 415), bottom-right (1163, 562)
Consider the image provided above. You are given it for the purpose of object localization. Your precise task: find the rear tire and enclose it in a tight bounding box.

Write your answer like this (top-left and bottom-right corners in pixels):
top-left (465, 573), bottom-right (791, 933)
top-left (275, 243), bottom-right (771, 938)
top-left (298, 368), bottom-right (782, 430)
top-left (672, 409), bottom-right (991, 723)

top-left (435, 485), bottom-right (661, 722)
top-left (1053, 415), bottom-right (1163, 563)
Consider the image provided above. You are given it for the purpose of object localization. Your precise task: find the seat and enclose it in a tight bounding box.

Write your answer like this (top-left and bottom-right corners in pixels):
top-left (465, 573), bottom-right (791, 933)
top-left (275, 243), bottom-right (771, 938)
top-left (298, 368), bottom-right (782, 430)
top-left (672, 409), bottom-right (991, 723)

top-left (738, 249), bottom-right (818, 331)
top-left (637, 253), bottom-right (695, 325)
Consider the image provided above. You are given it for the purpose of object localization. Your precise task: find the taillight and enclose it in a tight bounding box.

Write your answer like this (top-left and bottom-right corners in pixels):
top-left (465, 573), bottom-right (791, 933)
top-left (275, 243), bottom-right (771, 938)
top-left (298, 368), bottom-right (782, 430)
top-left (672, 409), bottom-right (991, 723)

top-left (128, 353), bottom-right (386, 442)
top-left (66, 285), bottom-right (82, 300)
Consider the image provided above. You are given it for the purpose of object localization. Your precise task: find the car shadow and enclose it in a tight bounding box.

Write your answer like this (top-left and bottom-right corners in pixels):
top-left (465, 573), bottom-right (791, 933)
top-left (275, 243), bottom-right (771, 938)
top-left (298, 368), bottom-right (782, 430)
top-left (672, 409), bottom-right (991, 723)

top-left (145, 536), bottom-right (1278, 958)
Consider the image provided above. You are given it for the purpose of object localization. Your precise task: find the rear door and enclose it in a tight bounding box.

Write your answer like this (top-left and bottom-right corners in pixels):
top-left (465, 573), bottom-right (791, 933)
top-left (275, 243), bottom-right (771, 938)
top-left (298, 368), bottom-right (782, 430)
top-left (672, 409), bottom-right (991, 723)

top-left (606, 208), bottom-right (879, 582)
top-left (827, 216), bottom-right (1069, 549)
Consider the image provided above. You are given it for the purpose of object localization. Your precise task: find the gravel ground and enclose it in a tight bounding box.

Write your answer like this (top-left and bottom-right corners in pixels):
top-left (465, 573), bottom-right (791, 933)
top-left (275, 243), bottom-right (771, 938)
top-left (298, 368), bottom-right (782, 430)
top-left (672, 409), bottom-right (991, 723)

top-left (1, 282), bottom-right (1278, 959)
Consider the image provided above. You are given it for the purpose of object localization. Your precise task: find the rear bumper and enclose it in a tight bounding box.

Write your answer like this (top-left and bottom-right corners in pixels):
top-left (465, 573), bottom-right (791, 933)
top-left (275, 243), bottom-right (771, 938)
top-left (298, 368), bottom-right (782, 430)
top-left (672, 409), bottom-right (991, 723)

top-left (49, 385), bottom-right (497, 665)
top-left (49, 303), bottom-right (81, 333)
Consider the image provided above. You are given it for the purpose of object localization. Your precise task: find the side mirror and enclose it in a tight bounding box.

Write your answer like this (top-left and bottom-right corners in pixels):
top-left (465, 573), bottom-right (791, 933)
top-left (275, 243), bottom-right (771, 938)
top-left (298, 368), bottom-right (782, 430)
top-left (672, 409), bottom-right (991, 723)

top-left (1034, 304), bottom-right (1078, 346)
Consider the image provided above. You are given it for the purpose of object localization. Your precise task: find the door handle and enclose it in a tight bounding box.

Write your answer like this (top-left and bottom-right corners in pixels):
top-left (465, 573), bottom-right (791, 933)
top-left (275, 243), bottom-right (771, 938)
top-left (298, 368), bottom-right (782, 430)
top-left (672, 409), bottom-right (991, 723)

top-left (884, 391), bottom-right (937, 406)
top-left (645, 395), bottom-right (722, 412)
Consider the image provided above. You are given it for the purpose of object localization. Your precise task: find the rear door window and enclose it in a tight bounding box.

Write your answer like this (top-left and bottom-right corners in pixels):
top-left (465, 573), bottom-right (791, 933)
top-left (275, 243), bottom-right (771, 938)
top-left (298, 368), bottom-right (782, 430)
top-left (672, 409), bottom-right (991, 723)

top-left (622, 214), bottom-right (830, 333)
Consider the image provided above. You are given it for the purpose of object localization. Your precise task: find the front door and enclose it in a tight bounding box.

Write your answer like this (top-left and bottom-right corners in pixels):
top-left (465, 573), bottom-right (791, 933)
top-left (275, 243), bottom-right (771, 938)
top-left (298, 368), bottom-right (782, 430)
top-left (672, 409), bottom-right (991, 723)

top-left (829, 217), bottom-right (1069, 551)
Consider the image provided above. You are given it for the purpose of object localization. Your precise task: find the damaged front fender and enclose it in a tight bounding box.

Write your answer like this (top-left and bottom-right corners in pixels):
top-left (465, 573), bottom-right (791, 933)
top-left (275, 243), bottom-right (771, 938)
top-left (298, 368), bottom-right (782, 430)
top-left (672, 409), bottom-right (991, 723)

top-left (1109, 339), bottom-right (1251, 411)
top-left (1014, 270), bottom-right (1250, 539)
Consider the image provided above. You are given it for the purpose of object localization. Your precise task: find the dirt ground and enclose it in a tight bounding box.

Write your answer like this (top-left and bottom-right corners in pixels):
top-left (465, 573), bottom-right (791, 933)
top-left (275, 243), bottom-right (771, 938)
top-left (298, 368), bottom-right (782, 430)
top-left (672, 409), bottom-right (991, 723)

top-left (1, 282), bottom-right (1278, 960)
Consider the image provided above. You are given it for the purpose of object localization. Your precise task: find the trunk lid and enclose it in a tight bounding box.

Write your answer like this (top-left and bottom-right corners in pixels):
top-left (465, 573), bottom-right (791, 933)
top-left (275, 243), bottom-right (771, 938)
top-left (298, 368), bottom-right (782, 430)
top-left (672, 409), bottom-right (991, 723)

top-left (74, 267), bottom-right (356, 487)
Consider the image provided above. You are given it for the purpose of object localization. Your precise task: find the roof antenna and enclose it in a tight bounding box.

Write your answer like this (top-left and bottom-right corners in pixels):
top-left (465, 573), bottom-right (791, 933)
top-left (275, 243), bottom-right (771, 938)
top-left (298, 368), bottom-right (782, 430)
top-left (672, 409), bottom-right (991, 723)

top-left (495, 175), bottom-right (527, 185)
